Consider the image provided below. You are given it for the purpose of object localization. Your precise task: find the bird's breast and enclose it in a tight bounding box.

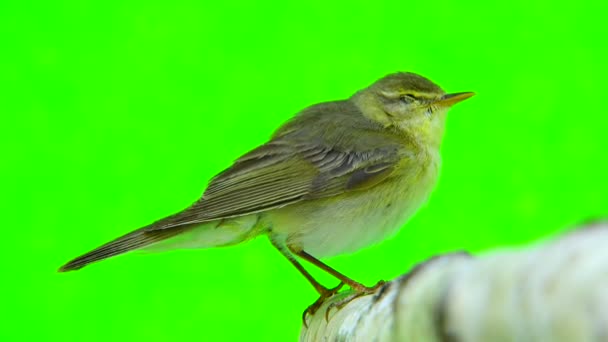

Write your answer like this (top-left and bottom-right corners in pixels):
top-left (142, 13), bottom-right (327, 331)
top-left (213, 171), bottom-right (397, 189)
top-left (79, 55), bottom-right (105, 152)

top-left (268, 147), bottom-right (441, 257)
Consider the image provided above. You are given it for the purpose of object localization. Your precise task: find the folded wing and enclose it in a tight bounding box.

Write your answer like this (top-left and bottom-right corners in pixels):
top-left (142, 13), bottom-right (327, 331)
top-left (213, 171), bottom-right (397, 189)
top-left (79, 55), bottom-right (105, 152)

top-left (146, 139), bottom-right (403, 231)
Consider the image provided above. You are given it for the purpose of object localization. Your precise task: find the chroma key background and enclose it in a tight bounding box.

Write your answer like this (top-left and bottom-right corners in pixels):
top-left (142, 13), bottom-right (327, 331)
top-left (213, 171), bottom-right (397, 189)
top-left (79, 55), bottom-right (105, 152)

top-left (2, 0), bottom-right (607, 340)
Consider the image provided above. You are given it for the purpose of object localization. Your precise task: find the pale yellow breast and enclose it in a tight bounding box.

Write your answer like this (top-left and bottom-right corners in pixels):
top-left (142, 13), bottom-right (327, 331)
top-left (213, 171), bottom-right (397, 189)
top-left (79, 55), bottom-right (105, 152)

top-left (268, 148), bottom-right (441, 257)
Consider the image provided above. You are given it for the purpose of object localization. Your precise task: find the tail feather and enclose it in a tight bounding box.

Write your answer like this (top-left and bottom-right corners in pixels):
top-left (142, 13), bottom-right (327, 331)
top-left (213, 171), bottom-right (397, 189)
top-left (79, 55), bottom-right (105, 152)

top-left (58, 227), bottom-right (187, 272)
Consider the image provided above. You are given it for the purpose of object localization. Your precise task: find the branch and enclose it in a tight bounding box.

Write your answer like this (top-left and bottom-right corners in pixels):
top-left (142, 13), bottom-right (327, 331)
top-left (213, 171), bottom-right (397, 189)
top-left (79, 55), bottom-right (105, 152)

top-left (301, 220), bottom-right (608, 341)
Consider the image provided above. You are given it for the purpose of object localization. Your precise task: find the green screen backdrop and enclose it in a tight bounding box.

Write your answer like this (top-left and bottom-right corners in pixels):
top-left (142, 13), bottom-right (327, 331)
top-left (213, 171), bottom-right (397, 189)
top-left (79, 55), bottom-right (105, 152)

top-left (3, 0), bottom-right (608, 341)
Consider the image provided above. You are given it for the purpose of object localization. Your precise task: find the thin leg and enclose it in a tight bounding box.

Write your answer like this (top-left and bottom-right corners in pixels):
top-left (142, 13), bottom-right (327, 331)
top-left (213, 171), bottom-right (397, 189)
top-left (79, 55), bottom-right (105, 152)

top-left (289, 246), bottom-right (378, 293)
top-left (290, 245), bottom-right (387, 322)
top-left (270, 238), bottom-right (331, 295)
top-left (270, 238), bottom-right (344, 323)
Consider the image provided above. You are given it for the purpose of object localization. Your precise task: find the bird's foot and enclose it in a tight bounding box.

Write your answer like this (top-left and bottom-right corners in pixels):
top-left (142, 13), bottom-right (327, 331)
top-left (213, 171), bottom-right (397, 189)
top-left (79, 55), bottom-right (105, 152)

top-left (324, 280), bottom-right (387, 321)
top-left (302, 282), bottom-right (344, 327)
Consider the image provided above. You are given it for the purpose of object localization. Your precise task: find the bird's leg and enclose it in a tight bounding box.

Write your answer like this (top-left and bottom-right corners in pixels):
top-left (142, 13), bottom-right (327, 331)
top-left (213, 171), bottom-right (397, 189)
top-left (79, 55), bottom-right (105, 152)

top-left (270, 239), bottom-right (344, 323)
top-left (288, 246), bottom-right (388, 321)
top-left (288, 245), bottom-right (385, 294)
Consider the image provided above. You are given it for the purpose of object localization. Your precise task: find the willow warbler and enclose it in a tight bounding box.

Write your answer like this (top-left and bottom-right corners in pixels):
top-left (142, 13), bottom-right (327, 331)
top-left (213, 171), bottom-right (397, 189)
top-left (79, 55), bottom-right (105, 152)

top-left (59, 72), bottom-right (473, 310)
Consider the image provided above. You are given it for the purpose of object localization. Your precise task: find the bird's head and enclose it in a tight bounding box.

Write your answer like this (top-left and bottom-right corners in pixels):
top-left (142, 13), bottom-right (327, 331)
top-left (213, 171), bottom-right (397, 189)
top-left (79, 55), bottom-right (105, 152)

top-left (352, 72), bottom-right (473, 146)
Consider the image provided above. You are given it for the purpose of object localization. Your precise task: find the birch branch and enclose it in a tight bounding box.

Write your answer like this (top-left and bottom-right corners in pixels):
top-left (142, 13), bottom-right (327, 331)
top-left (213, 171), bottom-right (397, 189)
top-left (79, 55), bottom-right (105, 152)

top-left (300, 220), bottom-right (608, 342)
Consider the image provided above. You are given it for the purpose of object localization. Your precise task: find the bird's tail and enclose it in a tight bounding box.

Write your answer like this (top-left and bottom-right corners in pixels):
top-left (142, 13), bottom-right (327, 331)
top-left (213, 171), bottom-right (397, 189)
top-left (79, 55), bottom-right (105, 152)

top-left (58, 213), bottom-right (260, 272)
top-left (58, 226), bottom-right (189, 272)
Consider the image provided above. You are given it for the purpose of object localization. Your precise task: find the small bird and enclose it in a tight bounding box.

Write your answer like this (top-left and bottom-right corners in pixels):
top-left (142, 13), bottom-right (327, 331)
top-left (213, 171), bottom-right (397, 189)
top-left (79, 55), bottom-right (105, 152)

top-left (59, 72), bottom-right (473, 313)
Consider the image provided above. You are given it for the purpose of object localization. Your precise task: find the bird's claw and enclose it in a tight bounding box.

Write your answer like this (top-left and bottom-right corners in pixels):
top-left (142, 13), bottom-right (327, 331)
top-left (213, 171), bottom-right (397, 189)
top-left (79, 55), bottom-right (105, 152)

top-left (324, 280), bottom-right (387, 322)
top-left (301, 282), bottom-right (344, 327)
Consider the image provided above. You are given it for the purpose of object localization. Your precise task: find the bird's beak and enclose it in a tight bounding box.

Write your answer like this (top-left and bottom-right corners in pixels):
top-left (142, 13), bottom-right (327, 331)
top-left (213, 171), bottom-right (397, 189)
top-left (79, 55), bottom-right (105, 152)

top-left (435, 92), bottom-right (475, 107)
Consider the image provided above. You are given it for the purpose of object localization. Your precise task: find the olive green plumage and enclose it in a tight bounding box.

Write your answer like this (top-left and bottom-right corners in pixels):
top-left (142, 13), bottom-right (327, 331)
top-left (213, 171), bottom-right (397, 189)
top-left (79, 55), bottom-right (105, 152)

top-left (59, 72), bottom-right (473, 288)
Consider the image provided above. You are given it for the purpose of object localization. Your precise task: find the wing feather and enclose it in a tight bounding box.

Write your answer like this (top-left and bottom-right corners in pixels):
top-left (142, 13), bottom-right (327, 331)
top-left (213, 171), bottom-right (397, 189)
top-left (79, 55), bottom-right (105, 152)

top-left (146, 137), bottom-right (404, 231)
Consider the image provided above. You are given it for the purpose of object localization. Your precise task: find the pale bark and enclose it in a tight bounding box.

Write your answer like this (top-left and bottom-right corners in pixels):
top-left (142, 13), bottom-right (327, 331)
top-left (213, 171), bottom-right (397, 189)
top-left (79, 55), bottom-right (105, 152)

top-left (300, 220), bottom-right (608, 342)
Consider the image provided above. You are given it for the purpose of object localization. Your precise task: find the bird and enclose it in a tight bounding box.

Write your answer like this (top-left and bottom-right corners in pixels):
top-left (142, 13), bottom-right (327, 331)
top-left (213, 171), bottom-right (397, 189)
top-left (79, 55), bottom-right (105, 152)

top-left (59, 72), bottom-right (473, 314)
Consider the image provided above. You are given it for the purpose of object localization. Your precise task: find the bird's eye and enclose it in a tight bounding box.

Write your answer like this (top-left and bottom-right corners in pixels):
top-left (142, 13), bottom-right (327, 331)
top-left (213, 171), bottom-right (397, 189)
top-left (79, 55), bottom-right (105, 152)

top-left (400, 94), bottom-right (416, 104)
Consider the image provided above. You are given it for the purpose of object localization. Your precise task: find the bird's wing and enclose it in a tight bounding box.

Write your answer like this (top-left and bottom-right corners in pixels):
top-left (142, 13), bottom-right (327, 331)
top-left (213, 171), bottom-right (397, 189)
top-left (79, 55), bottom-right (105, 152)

top-left (146, 139), bottom-right (403, 231)
top-left (58, 137), bottom-right (405, 272)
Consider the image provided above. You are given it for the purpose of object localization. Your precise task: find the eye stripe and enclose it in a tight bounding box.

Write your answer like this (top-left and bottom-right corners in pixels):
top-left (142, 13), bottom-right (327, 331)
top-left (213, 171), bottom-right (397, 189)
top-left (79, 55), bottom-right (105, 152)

top-left (400, 94), bottom-right (416, 104)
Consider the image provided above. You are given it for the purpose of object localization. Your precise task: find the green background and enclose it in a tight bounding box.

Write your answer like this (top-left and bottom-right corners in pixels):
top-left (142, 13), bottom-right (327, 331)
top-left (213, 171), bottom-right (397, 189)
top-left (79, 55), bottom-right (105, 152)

top-left (3, 0), bottom-right (607, 341)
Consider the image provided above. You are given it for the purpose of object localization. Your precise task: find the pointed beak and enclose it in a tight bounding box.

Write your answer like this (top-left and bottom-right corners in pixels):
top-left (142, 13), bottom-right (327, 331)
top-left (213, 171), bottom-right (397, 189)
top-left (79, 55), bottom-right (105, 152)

top-left (435, 92), bottom-right (475, 107)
